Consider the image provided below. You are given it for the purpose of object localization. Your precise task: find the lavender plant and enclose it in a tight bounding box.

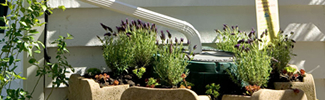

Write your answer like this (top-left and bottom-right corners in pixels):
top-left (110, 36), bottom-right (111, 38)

top-left (227, 30), bottom-right (272, 87)
top-left (268, 31), bottom-right (296, 72)
top-left (215, 24), bottom-right (251, 53)
top-left (154, 31), bottom-right (194, 87)
top-left (97, 19), bottom-right (157, 76)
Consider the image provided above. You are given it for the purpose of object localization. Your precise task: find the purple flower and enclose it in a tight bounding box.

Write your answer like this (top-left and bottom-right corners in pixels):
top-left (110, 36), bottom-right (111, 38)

top-left (257, 39), bottom-right (262, 42)
top-left (116, 26), bottom-right (125, 32)
top-left (180, 38), bottom-right (184, 42)
top-left (100, 23), bottom-right (113, 32)
top-left (230, 33), bottom-right (235, 35)
top-left (223, 24), bottom-right (228, 28)
top-left (215, 29), bottom-right (220, 33)
top-left (126, 32), bottom-right (132, 37)
top-left (235, 25), bottom-right (238, 28)
top-left (234, 44), bottom-right (240, 48)
top-left (245, 39), bottom-right (253, 44)
top-left (104, 32), bottom-right (111, 36)
top-left (237, 39), bottom-right (245, 44)
top-left (167, 30), bottom-right (171, 38)
top-left (121, 20), bottom-right (126, 27)
top-left (244, 48), bottom-right (250, 52)
top-left (265, 29), bottom-right (268, 35)
top-left (187, 39), bottom-right (190, 44)
top-left (151, 24), bottom-right (156, 30)
top-left (231, 26), bottom-right (235, 30)
top-left (193, 45), bottom-right (197, 50)
top-left (223, 27), bottom-right (226, 31)
top-left (241, 45), bottom-right (245, 50)
top-left (260, 32), bottom-right (265, 38)
top-left (132, 20), bottom-right (136, 26)
top-left (113, 33), bottom-right (117, 36)
top-left (175, 37), bottom-right (178, 43)
top-left (137, 19), bottom-right (142, 24)
top-left (160, 30), bottom-right (166, 40)
top-left (136, 25), bottom-right (140, 29)
top-left (125, 18), bottom-right (129, 25)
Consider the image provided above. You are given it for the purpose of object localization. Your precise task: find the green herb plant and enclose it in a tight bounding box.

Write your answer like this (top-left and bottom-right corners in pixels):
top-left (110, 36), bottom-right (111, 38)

top-left (145, 77), bottom-right (160, 88)
top-left (227, 30), bottom-right (272, 88)
top-left (215, 24), bottom-right (248, 53)
top-left (205, 83), bottom-right (220, 99)
top-left (0, 0), bottom-right (66, 99)
top-left (132, 67), bottom-right (146, 78)
top-left (86, 68), bottom-right (102, 77)
top-left (97, 19), bottom-right (157, 76)
top-left (268, 31), bottom-right (296, 72)
top-left (154, 30), bottom-right (194, 87)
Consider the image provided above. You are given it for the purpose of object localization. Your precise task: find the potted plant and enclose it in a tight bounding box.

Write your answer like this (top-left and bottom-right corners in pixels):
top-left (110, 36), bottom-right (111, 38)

top-left (267, 31), bottom-right (317, 100)
top-left (69, 19), bottom-right (158, 100)
top-left (215, 25), bottom-right (310, 100)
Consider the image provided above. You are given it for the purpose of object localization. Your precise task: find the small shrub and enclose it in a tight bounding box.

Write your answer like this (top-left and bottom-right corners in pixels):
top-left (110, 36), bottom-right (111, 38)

top-left (205, 83), bottom-right (220, 99)
top-left (154, 30), bottom-right (194, 87)
top-left (133, 67), bottom-right (146, 78)
top-left (268, 31), bottom-right (296, 72)
top-left (215, 24), bottom-right (250, 53)
top-left (86, 68), bottom-right (101, 76)
top-left (145, 77), bottom-right (160, 88)
top-left (98, 19), bottom-right (157, 76)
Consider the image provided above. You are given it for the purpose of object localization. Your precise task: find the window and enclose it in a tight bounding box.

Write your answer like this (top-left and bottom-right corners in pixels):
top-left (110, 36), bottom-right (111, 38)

top-left (0, 0), bottom-right (8, 33)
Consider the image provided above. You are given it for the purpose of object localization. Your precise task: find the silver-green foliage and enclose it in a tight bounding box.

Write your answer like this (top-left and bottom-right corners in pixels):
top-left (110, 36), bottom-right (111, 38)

top-left (98, 19), bottom-right (157, 75)
top-left (154, 32), bottom-right (191, 86)
top-left (215, 25), bottom-right (247, 52)
top-left (231, 42), bottom-right (272, 87)
top-left (268, 31), bottom-right (296, 72)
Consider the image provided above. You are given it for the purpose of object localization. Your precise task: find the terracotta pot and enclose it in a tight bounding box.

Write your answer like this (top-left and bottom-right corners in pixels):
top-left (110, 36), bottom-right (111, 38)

top-left (120, 86), bottom-right (210, 100)
top-left (222, 89), bottom-right (307, 100)
top-left (68, 74), bottom-right (129, 100)
top-left (274, 73), bottom-right (316, 100)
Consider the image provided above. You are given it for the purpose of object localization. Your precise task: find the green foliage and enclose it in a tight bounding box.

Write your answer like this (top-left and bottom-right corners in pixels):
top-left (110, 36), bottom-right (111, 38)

top-left (268, 31), bottom-right (296, 72)
top-left (86, 68), bottom-right (101, 76)
top-left (0, 0), bottom-right (56, 99)
top-left (205, 83), bottom-right (220, 98)
top-left (98, 19), bottom-right (157, 76)
top-left (215, 25), bottom-right (247, 53)
top-left (154, 31), bottom-right (193, 86)
top-left (284, 66), bottom-right (296, 73)
top-left (146, 77), bottom-right (160, 87)
top-left (132, 67), bottom-right (146, 78)
top-left (216, 26), bottom-right (272, 87)
top-left (231, 41), bottom-right (272, 87)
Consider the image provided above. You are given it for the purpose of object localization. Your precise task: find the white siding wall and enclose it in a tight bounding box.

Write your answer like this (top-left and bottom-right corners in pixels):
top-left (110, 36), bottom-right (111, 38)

top-left (44, 0), bottom-right (325, 99)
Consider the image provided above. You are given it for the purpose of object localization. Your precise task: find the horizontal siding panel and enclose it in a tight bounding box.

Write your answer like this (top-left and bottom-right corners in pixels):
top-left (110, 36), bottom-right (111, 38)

top-left (48, 0), bottom-right (325, 8)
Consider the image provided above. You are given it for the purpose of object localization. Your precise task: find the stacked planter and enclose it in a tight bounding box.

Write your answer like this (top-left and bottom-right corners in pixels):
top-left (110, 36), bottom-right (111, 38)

top-left (274, 73), bottom-right (317, 100)
top-left (120, 86), bottom-right (211, 100)
top-left (68, 74), bottom-right (129, 100)
top-left (222, 89), bottom-right (307, 100)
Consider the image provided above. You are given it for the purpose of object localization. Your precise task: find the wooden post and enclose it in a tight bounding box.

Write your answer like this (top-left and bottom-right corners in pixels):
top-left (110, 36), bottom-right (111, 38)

top-left (255, 0), bottom-right (280, 47)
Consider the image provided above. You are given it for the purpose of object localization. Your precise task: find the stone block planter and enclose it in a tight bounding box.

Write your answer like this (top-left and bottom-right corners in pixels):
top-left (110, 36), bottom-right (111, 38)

top-left (274, 73), bottom-right (316, 100)
top-left (120, 86), bottom-right (211, 100)
top-left (222, 89), bottom-right (307, 100)
top-left (68, 74), bottom-right (129, 100)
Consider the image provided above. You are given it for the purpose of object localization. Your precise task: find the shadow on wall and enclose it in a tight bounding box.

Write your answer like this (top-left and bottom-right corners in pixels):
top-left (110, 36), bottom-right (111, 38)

top-left (283, 23), bottom-right (325, 41)
top-left (309, 0), bottom-right (325, 5)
